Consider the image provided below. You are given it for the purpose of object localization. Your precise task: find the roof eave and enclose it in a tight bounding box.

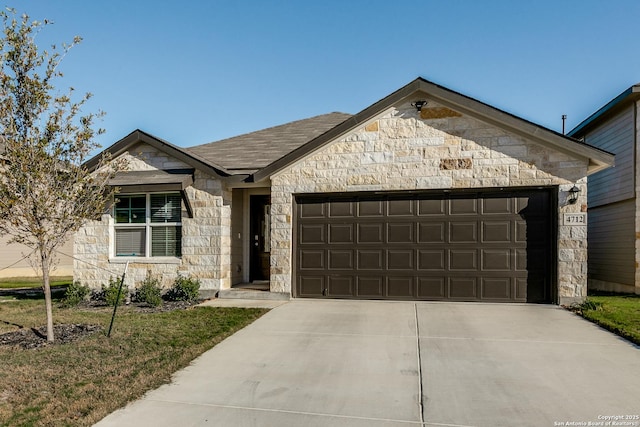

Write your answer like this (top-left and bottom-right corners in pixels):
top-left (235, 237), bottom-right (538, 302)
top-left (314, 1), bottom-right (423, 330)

top-left (568, 85), bottom-right (640, 137)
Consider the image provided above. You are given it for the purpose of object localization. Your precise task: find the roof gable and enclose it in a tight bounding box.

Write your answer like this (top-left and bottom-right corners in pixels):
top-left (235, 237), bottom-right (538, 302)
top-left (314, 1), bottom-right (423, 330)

top-left (252, 77), bottom-right (614, 182)
top-left (85, 129), bottom-right (230, 177)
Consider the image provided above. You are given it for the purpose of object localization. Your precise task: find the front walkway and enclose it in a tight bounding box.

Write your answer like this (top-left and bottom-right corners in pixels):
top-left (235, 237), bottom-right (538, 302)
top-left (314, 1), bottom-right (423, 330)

top-left (95, 300), bottom-right (640, 427)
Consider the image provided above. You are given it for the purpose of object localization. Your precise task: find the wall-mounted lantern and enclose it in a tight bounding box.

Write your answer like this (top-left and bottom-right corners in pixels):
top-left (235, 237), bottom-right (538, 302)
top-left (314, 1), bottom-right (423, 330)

top-left (568, 185), bottom-right (581, 204)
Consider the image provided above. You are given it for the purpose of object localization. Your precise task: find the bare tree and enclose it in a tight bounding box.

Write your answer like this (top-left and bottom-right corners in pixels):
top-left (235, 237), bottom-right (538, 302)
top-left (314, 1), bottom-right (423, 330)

top-left (0, 9), bottom-right (122, 341)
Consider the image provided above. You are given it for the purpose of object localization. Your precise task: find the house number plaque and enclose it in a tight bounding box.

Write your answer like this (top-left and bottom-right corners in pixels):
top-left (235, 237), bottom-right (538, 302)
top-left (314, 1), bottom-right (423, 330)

top-left (563, 213), bottom-right (587, 226)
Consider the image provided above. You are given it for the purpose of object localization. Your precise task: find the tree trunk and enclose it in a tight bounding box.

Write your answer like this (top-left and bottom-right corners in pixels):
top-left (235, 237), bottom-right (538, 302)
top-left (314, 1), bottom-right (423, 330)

top-left (41, 250), bottom-right (54, 342)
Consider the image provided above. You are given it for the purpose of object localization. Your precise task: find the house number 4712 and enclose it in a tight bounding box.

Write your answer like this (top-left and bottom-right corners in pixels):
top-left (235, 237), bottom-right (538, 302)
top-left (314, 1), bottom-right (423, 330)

top-left (563, 213), bottom-right (587, 225)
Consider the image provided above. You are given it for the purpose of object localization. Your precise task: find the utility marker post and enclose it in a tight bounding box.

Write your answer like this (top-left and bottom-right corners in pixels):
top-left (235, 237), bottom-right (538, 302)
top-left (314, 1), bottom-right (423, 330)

top-left (107, 261), bottom-right (129, 338)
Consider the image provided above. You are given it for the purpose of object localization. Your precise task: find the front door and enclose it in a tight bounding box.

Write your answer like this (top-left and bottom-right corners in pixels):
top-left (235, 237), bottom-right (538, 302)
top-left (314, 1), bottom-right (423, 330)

top-left (250, 195), bottom-right (271, 282)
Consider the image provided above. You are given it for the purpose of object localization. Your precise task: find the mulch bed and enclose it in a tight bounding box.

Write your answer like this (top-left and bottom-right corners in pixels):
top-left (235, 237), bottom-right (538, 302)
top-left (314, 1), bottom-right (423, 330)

top-left (0, 300), bottom-right (202, 349)
top-left (0, 324), bottom-right (103, 349)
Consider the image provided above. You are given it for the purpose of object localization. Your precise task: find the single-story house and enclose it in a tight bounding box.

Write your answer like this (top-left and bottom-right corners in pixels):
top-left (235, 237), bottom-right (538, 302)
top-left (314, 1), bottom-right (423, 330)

top-left (568, 83), bottom-right (640, 295)
top-left (75, 77), bottom-right (614, 305)
top-left (0, 238), bottom-right (74, 278)
top-left (0, 138), bottom-right (74, 278)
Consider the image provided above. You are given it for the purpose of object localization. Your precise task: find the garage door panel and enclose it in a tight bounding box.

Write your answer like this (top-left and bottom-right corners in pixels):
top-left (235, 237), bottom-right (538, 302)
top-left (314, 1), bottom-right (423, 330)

top-left (481, 277), bottom-right (512, 300)
top-left (328, 224), bottom-right (353, 244)
top-left (388, 250), bottom-right (414, 269)
top-left (449, 249), bottom-right (477, 270)
top-left (418, 250), bottom-right (446, 270)
top-left (295, 190), bottom-right (552, 302)
top-left (300, 250), bottom-right (324, 269)
top-left (482, 197), bottom-right (512, 214)
top-left (328, 250), bottom-right (353, 269)
top-left (358, 223), bottom-right (383, 243)
top-left (418, 199), bottom-right (445, 215)
top-left (449, 277), bottom-right (477, 299)
top-left (516, 193), bottom-right (549, 216)
top-left (358, 200), bottom-right (384, 216)
top-left (482, 249), bottom-right (511, 271)
top-left (357, 250), bottom-right (384, 269)
top-left (388, 223), bottom-right (414, 243)
top-left (515, 249), bottom-right (527, 271)
top-left (328, 201), bottom-right (354, 217)
top-left (482, 221), bottom-right (511, 242)
top-left (299, 203), bottom-right (325, 218)
top-left (515, 277), bottom-right (528, 300)
top-left (417, 277), bottom-right (446, 298)
top-left (450, 198), bottom-right (477, 215)
top-left (300, 224), bottom-right (325, 244)
top-left (515, 220), bottom-right (527, 242)
top-left (388, 199), bottom-right (413, 216)
top-left (418, 222), bottom-right (445, 243)
top-left (328, 276), bottom-right (353, 296)
top-left (449, 222), bottom-right (477, 243)
top-left (299, 276), bottom-right (324, 297)
top-left (357, 276), bottom-right (384, 297)
top-left (387, 277), bottom-right (414, 298)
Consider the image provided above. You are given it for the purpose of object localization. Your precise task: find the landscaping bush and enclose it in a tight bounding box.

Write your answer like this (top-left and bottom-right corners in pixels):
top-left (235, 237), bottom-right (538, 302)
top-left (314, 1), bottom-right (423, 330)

top-left (133, 274), bottom-right (163, 307)
top-left (579, 298), bottom-right (602, 312)
top-left (165, 274), bottom-right (200, 302)
top-left (97, 277), bottom-right (128, 307)
top-left (60, 281), bottom-right (90, 307)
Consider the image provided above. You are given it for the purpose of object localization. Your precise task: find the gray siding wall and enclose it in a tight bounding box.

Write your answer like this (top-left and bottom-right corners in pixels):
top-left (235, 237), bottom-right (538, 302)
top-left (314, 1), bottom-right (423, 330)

top-left (585, 105), bottom-right (635, 207)
top-left (588, 199), bottom-right (635, 286)
top-left (230, 189), bottom-right (244, 284)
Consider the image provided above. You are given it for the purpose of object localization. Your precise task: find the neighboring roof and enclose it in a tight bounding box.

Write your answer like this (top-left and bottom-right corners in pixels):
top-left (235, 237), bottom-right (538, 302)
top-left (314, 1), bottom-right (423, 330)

top-left (568, 83), bottom-right (640, 137)
top-left (186, 112), bottom-right (352, 172)
top-left (85, 129), bottom-right (230, 177)
top-left (252, 77), bottom-right (614, 182)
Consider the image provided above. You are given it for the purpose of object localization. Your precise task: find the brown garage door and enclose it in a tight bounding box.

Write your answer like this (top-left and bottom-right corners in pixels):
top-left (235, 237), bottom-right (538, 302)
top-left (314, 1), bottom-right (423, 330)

top-left (294, 190), bottom-right (553, 302)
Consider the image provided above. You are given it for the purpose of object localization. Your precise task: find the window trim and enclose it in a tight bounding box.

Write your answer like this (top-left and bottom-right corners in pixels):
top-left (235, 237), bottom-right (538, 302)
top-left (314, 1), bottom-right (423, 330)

top-left (111, 192), bottom-right (182, 260)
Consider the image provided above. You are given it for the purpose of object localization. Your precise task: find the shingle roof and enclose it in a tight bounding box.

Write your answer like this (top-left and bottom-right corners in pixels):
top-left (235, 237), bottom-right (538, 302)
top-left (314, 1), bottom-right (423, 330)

top-left (186, 112), bottom-right (352, 172)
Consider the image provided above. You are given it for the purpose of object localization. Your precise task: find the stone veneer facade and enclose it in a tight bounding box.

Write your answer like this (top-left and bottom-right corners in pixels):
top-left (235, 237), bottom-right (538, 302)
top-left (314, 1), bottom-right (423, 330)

top-left (270, 102), bottom-right (589, 304)
top-left (74, 142), bottom-right (232, 294)
top-left (74, 102), bottom-right (592, 303)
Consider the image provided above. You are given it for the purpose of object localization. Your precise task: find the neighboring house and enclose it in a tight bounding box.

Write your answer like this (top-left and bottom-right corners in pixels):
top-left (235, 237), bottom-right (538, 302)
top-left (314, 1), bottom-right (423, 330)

top-left (0, 238), bottom-right (74, 278)
top-left (0, 138), bottom-right (75, 278)
top-left (75, 77), bottom-right (613, 305)
top-left (568, 83), bottom-right (640, 295)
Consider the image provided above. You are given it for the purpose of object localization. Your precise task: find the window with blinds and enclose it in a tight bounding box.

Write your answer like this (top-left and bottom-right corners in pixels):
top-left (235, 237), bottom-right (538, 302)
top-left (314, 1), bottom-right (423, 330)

top-left (113, 193), bottom-right (182, 258)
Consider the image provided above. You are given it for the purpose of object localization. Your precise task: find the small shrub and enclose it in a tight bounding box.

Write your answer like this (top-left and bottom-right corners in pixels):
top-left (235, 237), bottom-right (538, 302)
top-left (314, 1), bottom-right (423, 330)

top-left (579, 298), bottom-right (602, 312)
top-left (165, 274), bottom-right (200, 302)
top-left (60, 281), bottom-right (90, 307)
top-left (133, 274), bottom-right (163, 307)
top-left (100, 277), bottom-right (128, 307)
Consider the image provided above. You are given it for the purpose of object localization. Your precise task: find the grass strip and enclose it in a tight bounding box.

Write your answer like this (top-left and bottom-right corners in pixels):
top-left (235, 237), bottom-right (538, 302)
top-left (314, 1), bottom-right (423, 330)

top-left (0, 276), bottom-right (73, 289)
top-left (575, 294), bottom-right (640, 346)
top-left (0, 298), bottom-right (267, 426)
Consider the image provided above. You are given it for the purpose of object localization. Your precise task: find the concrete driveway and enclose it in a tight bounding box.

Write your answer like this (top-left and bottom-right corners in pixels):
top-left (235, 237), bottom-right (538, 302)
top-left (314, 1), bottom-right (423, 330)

top-left (95, 300), bottom-right (640, 427)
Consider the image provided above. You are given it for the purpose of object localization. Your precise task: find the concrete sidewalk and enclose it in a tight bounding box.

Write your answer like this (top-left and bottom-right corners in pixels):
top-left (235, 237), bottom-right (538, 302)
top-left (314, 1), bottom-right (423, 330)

top-left (94, 300), bottom-right (640, 427)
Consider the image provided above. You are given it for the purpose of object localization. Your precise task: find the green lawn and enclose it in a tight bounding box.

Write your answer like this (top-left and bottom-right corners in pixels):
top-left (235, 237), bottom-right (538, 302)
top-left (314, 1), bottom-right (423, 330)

top-left (0, 296), bottom-right (267, 426)
top-left (0, 276), bottom-right (73, 289)
top-left (576, 294), bottom-right (640, 345)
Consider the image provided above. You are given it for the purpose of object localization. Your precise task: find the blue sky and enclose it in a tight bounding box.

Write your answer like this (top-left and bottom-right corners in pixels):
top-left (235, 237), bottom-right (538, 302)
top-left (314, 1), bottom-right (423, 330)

top-left (12, 0), bottom-right (640, 151)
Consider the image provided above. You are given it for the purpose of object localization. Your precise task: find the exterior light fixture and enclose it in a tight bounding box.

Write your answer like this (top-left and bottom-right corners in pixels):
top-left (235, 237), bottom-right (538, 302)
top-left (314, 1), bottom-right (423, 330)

top-left (568, 185), bottom-right (580, 204)
top-left (411, 100), bottom-right (428, 111)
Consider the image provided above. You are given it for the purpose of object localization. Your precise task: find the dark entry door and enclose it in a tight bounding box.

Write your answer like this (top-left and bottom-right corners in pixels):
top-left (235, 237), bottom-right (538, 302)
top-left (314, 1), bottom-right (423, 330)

top-left (294, 190), bottom-right (553, 302)
top-left (250, 195), bottom-right (271, 282)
